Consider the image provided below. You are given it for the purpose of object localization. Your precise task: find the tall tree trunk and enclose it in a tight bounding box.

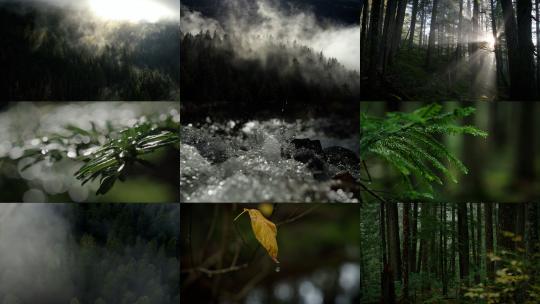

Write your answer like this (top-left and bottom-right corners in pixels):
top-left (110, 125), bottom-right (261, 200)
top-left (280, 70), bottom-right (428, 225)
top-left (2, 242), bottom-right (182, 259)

top-left (451, 204), bottom-right (457, 282)
top-left (359, 207), bottom-right (366, 292)
top-left (382, 0), bottom-right (398, 72)
top-left (390, 0), bottom-right (408, 61)
top-left (426, 0), bottom-right (440, 67)
top-left (441, 204), bottom-right (448, 295)
top-left (470, 0), bottom-right (480, 75)
top-left (457, 0), bottom-right (464, 59)
top-left (500, 0), bottom-right (521, 99)
top-left (402, 203), bottom-right (410, 303)
top-left (458, 203), bottom-right (470, 288)
top-left (469, 203), bottom-right (476, 277)
top-left (490, 0), bottom-right (504, 92)
top-left (485, 202), bottom-right (495, 280)
top-left (380, 203), bottom-right (396, 304)
top-left (475, 204), bottom-right (482, 284)
top-left (368, 0), bottom-right (383, 91)
top-left (498, 203), bottom-right (517, 251)
top-left (387, 202), bottom-right (402, 281)
top-left (380, 202), bottom-right (388, 265)
top-left (410, 202), bottom-right (418, 273)
top-left (360, 0), bottom-right (370, 60)
top-left (419, 0), bottom-right (427, 46)
top-left (516, 0), bottom-right (536, 99)
top-left (409, 0), bottom-right (420, 47)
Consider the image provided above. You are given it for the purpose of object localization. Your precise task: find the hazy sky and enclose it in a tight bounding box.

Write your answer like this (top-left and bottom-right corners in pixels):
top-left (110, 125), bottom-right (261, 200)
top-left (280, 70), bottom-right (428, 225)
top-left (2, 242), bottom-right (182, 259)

top-left (1, 0), bottom-right (180, 21)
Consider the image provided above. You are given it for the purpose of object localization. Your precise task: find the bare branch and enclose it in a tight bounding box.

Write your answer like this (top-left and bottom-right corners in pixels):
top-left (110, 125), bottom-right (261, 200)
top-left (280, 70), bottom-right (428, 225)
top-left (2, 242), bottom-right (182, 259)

top-left (183, 263), bottom-right (249, 275)
top-left (360, 181), bottom-right (388, 204)
top-left (276, 205), bottom-right (320, 226)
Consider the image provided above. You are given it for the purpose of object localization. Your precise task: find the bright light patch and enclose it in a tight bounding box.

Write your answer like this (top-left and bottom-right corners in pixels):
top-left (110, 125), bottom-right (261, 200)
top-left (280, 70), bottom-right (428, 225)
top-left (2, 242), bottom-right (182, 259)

top-left (484, 34), bottom-right (495, 48)
top-left (89, 0), bottom-right (175, 23)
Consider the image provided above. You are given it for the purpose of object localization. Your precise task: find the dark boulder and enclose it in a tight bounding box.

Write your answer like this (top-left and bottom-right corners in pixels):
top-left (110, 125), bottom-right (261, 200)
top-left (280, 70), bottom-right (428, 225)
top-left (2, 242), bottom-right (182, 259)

top-left (323, 146), bottom-right (359, 173)
top-left (281, 138), bottom-right (323, 162)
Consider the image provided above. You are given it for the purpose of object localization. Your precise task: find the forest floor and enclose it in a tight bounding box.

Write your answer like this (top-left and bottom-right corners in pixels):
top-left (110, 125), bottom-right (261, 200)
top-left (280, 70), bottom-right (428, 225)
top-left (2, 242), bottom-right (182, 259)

top-left (363, 47), bottom-right (500, 101)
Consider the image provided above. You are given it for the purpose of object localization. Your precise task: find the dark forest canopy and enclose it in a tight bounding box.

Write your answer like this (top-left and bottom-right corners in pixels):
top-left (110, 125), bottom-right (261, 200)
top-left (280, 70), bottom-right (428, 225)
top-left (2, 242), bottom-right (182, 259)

top-left (180, 30), bottom-right (360, 120)
top-left (180, 0), bottom-right (361, 26)
top-left (0, 2), bottom-right (180, 100)
top-left (360, 0), bottom-right (540, 101)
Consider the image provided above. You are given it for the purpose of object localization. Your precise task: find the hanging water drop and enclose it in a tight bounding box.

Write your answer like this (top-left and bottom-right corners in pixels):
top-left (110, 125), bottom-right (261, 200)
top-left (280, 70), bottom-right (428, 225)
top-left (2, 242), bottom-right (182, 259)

top-left (67, 150), bottom-right (77, 158)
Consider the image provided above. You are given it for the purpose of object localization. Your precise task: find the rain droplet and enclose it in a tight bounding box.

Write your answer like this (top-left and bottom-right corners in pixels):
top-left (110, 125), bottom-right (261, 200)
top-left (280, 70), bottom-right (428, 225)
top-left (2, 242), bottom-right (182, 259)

top-left (40, 148), bottom-right (49, 155)
top-left (275, 266), bottom-right (280, 273)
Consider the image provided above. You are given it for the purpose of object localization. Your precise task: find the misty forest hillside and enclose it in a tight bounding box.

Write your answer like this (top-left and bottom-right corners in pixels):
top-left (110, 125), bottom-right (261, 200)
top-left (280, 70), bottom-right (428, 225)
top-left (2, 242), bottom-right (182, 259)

top-left (180, 0), bottom-right (360, 120)
top-left (0, 2), bottom-right (180, 100)
top-left (180, 30), bottom-right (360, 120)
top-left (0, 204), bottom-right (179, 304)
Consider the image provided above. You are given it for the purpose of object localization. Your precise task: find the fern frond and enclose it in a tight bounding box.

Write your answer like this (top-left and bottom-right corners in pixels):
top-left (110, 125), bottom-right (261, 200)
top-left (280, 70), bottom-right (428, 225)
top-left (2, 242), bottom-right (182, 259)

top-left (360, 103), bottom-right (488, 194)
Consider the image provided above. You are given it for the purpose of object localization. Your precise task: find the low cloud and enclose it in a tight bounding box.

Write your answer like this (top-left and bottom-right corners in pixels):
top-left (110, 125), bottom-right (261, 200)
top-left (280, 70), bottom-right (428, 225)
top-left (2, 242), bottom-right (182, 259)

top-left (181, 0), bottom-right (360, 72)
top-left (0, 204), bottom-right (74, 303)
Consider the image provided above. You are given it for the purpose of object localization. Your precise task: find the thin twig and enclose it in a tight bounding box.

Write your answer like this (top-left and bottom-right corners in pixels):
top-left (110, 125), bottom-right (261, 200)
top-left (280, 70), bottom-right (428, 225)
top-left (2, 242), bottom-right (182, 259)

top-left (360, 181), bottom-right (388, 204)
top-left (362, 159), bottom-right (372, 182)
top-left (183, 264), bottom-right (249, 275)
top-left (276, 205), bottom-right (320, 226)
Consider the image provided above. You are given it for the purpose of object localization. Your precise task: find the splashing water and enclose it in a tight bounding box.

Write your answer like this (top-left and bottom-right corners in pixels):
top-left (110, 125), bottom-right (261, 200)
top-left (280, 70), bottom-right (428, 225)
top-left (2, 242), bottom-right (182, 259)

top-left (180, 118), bottom-right (359, 202)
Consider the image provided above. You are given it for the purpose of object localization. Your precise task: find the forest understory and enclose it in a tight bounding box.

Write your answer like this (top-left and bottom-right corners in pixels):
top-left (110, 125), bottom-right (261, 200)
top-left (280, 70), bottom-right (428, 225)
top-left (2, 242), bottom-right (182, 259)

top-left (360, 0), bottom-right (540, 101)
top-left (360, 202), bottom-right (540, 304)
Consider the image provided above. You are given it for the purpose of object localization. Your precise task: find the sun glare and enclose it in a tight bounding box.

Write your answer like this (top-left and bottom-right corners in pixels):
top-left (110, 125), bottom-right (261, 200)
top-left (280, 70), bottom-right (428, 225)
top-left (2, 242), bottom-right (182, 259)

top-left (484, 34), bottom-right (495, 48)
top-left (89, 0), bottom-right (175, 23)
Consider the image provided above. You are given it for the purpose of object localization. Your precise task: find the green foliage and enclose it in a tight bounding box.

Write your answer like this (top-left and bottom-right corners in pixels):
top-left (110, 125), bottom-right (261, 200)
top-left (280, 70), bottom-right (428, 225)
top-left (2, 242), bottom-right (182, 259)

top-left (465, 234), bottom-right (540, 304)
top-left (76, 122), bottom-right (178, 195)
top-left (12, 113), bottom-right (179, 195)
top-left (385, 47), bottom-right (474, 101)
top-left (360, 103), bottom-right (487, 197)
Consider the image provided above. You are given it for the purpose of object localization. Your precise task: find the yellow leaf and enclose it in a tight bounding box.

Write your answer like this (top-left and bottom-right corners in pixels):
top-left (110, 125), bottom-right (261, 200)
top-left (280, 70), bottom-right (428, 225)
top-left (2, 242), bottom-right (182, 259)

top-left (236, 208), bottom-right (279, 263)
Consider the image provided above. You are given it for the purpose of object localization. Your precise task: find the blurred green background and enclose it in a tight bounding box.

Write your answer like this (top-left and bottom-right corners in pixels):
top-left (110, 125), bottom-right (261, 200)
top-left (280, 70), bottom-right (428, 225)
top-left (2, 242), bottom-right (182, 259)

top-left (361, 101), bottom-right (540, 202)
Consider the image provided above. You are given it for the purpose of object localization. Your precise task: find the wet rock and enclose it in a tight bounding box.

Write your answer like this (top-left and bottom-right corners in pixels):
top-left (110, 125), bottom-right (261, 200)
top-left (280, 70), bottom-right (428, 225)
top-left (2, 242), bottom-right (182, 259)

top-left (307, 156), bottom-right (329, 181)
top-left (323, 146), bottom-right (359, 173)
top-left (281, 138), bottom-right (331, 180)
top-left (281, 138), bottom-right (323, 162)
top-left (181, 126), bottom-right (230, 164)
